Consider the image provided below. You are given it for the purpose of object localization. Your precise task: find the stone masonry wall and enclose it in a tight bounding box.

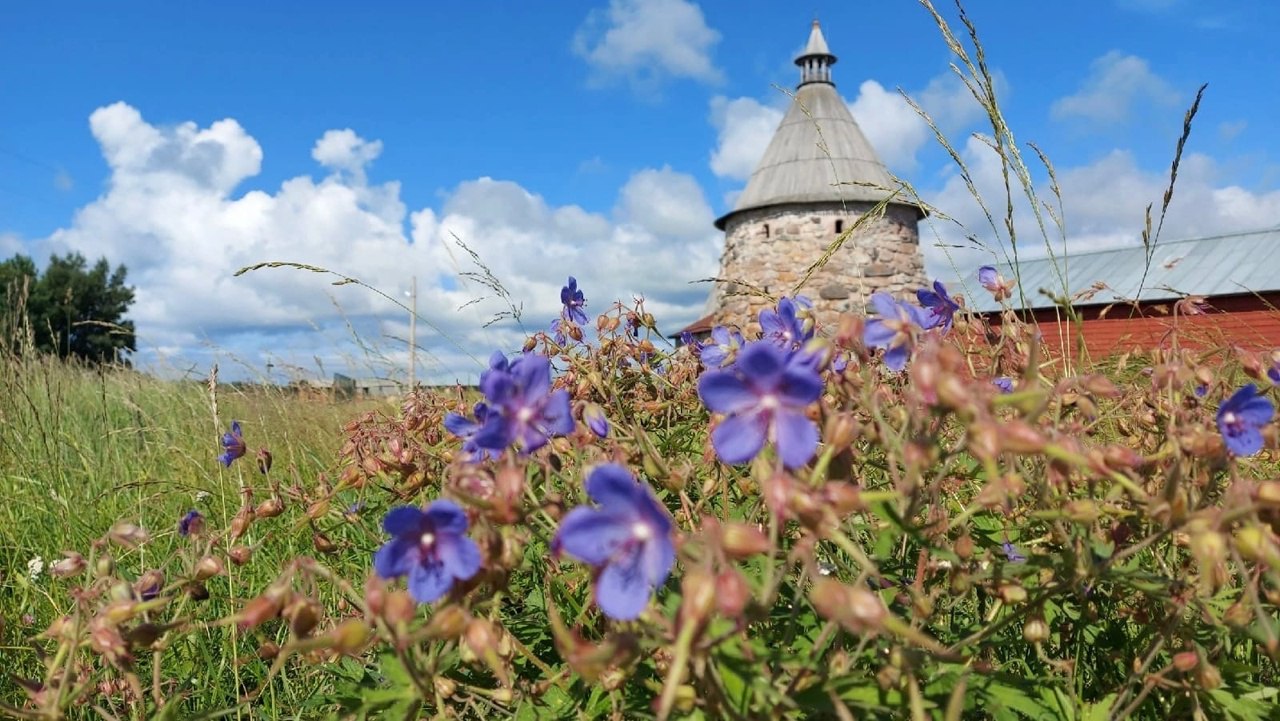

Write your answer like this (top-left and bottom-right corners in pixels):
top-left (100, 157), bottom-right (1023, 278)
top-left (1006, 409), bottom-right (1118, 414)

top-left (711, 201), bottom-right (927, 331)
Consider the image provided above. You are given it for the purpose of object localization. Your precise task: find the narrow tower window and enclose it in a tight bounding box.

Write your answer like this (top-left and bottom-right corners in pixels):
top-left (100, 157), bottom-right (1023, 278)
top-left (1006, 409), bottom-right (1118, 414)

top-left (835, 220), bottom-right (844, 234)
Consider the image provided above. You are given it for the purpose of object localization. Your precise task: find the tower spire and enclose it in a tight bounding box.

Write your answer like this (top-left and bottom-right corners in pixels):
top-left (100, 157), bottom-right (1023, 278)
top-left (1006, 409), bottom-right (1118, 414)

top-left (795, 19), bottom-right (837, 86)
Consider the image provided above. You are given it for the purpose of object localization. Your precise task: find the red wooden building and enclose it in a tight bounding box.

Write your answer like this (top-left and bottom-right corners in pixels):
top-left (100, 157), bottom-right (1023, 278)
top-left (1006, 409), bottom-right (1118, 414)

top-left (968, 229), bottom-right (1280, 359)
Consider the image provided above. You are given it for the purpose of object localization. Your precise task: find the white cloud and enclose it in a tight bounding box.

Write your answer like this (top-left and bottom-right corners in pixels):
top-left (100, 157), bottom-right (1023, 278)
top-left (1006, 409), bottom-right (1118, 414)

top-left (38, 103), bottom-right (722, 383)
top-left (921, 135), bottom-right (1280, 282)
top-left (1050, 51), bottom-right (1179, 125)
top-left (573, 0), bottom-right (723, 91)
top-left (709, 70), bottom-right (985, 183)
top-left (312, 129), bottom-right (384, 177)
top-left (708, 96), bottom-right (784, 181)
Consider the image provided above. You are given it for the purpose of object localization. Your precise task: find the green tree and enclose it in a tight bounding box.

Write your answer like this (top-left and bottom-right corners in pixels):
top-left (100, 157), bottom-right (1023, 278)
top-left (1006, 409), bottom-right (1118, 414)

top-left (0, 252), bottom-right (136, 364)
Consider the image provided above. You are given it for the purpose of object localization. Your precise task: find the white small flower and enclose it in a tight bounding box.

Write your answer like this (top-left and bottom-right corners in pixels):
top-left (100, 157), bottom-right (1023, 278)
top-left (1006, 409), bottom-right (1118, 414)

top-left (817, 561), bottom-right (836, 577)
top-left (27, 556), bottom-right (44, 581)
top-left (195, 491), bottom-right (211, 503)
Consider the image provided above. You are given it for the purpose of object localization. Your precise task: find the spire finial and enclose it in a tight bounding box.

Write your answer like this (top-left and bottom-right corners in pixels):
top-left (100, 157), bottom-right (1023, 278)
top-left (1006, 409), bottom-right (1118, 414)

top-left (795, 20), bottom-right (836, 86)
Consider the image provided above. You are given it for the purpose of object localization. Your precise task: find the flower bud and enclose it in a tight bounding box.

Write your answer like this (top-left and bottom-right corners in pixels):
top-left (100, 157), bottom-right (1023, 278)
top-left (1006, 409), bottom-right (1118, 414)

top-left (95, 554), bottom-right (115, 578)
top-left (237, 593), bottom-right (284, 631)
top-left (312, 529), bottom-right (338, 554)
top-left (283, 596), bottom-right (323, 638)
top-left (715, 568), bottom-right (752, 619)
top-left (999, 420), bottom-right (1047, 455)
top-left (679, 571), bottom-right (717, 630)
top-left (109, 523), bottom-right (150, 549)
top-left (823, 482), bottom-right (866, 515)
top-left (464, 618), bottom-right (500, 658)
top-left (134, 570), bottom-right (165, 601)
top-left (256, 448), bottom-right (273, 474)
top-left (255, 497), bottom-right (284, 519)
top-left (1195, 661), bottom-right (1222, 690)
top-left (193, 555), bottom-right (224, 581)
top-left (1022, 615), bottom-right (1049, 643)
top-left (998, 583), bottom-right (1027, 604)
top-left (257, 641), bottom-right (280, 660)
top-left (1173, 651), bottom-right (1198, 672)
top-left (383, 590), bottom-right (417, 629)
top-left (720, 521), bottom-right (770, 559)
top-left (954, 534), bottom-right (974, 560)
top-left (1256, 481), bottom-right (1280, 508)
top-left (823, 413), bottom-right (859, 451)
top-left (1064, 500), bottom-right (1100, 525)
top-left (50, 552), bottom-right (86, 578)
top-left (229, 545), bottom-right (253, 566)
top-left (434, 676), bottom-right (456, 700)
top-left (424, 605), bottom-right (470, 639)
top-left (327, 619), bottom-right (371, 655)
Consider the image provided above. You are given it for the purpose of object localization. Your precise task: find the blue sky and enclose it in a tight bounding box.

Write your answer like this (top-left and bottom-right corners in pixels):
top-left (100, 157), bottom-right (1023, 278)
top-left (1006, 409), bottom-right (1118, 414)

top-left (2, 0), bottom-right (1278, 382)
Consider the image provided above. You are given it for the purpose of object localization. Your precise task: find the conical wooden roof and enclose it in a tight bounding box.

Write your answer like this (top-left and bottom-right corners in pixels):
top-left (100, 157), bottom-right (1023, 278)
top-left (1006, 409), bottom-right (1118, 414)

top-left (715, 21), bottom-right (921, 229)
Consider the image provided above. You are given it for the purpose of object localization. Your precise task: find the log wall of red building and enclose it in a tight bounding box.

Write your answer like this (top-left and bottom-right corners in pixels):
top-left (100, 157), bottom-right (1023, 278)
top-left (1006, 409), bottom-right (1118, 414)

top-left (984, 292), bottom-right (1280, 359)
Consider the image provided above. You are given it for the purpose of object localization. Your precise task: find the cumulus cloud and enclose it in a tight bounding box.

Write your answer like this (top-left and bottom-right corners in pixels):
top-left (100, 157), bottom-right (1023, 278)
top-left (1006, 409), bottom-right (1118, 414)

top-left (708, 96), bottom-right (784, 181)
top-left (920, 135), bottom-right (1280, 282)
top-left (38, 103), bottom-right (721, 383)
top-left (709, 70), bottom-right (985, 184)
top-left (573, 0), bottom-right (723, 92)
top-left (1050, 51), bottom-right (1180, 125)
top-left (312, 129), bottom-right (384, 177)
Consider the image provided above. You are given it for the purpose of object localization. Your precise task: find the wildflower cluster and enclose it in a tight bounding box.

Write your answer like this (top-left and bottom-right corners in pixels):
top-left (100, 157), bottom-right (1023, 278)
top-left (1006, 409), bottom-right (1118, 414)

top-left (12, 270), bottom-right (1280, 721)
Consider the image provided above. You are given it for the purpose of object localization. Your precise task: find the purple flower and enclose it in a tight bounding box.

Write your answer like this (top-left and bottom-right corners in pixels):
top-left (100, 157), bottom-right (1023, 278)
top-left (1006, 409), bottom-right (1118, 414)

top-left (679, 331), bottom-right (702, 355)
top-left (560, 276), bottom-right (587, 325)
top-left (993, 377), bottom-right (1014, 394)
top-left (701, 326), bottom-right (744, 369)
top-left (178, 510), bottom-right (204, 537)
top-left (697, 341), bottom-right (823, 469)
top-left (916, 281), bottom-right (960, 333)
top-left (978, 266), bottom-right (999, 290)
top-left (1268, 361), bottom-right (1280, 386)
top-left (1001, 541), bottom-right (1026, 563)
top-left (759, 296), bottom-right (813, 351)
top-left (583, 403), bottom-right (610, 438)
top-left (863, 293), bottom-right (924, 372)
top-left (1194, 384), bottom-right (1208, 398)
top-left (1216, 384), bottom-right (1274, 457)
top-left (444, 401), bottom-right (499, 462)
top-left (474, 353), bottom-right (574, 454)
top-left (374, 500), bottom-right (482, 604)
top-left (978, 265), bottom-right (1011, 300)
top-left (219, 421), bottom-right (246, 467)
top-left (554, 464), bottom-right (675, 621)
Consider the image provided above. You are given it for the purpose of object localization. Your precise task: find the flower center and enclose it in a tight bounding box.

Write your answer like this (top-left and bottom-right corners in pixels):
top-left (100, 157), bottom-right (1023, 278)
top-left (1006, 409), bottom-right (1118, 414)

top-left (517, 406), bottom-right (534, 423)
top-left (1221, 411), bottom-right (1242, 432)
top-left (632, 521), bottom-right (653, 541)
top-left (419, 532), bottom-right (436, 548)
top-left (760, 394), bottom-right (779, 411)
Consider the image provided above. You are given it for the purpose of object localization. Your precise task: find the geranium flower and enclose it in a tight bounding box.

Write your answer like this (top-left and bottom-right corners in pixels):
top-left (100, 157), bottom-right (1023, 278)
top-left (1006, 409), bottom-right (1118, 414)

top-left (916, 281), bottom-right (960, 333)
top-left (697, 340), bottom-right (823, 468)
top-left (759, 296), bottom-right (814, 351)
top-left (993, 377), bottom-right (1014, 394)
top-left (978, 265), bottom-right (1012, 301)
top-left (1001, 541), bottom-right (1027, 563)
top-left (374, 500), bottom-right (482, 604)
top-left (863, 293), bottom-right (924, 372)
top-left (560, 276), bottom-right (588, 325)
top-left (1216, 384), bottom-right (1274, 457)
top-left (444, 401), bottom-right (500, 461)
top-left (553, 464), bottom-right (675, 621)
top-left (700, 326), bottom-right (744, 369)
top-left (583, 403), bottom-right (610, 438)
top-left (178, 510), bottom-right (204, 537)
top-left (218, 421), bottom-right (246, 467)
top-left (473, 353), bottom-right (574, 454)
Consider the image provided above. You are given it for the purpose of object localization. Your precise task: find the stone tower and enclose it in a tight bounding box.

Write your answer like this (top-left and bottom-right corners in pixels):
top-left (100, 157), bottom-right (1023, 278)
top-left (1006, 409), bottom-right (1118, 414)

top-left (710, 20), bottom-right (927, 331)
